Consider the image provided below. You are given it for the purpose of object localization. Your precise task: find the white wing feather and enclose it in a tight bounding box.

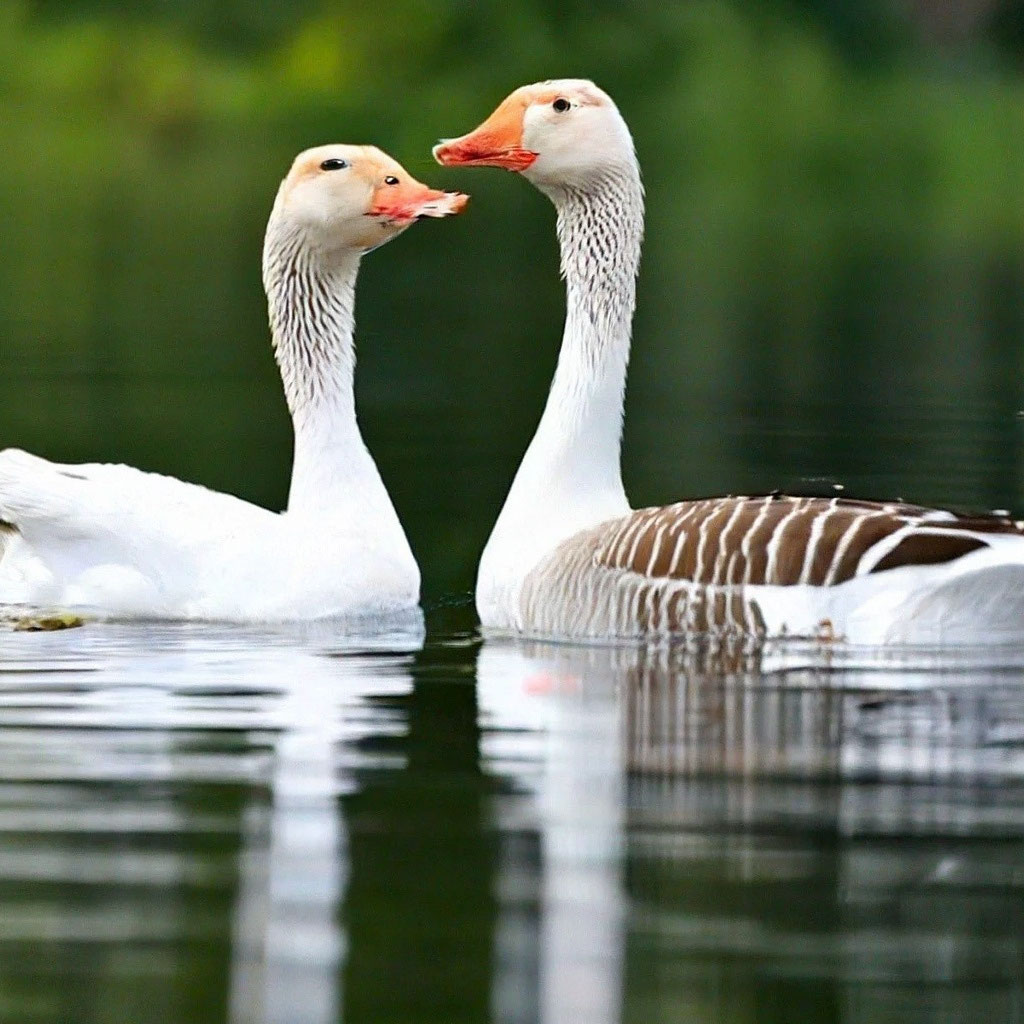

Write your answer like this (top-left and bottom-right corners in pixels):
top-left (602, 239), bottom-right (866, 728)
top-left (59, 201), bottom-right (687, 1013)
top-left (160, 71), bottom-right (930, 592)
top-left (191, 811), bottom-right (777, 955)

top-left (0, 449), bottom-right (277, 615)
top-left (0, 449), bottom-right (273, 549)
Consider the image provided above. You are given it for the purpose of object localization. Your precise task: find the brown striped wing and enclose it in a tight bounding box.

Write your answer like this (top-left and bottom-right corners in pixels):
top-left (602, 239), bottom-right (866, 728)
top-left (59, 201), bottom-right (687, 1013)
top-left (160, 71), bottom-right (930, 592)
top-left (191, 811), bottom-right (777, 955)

top-left (593, 496), bottom-right (1023, 587)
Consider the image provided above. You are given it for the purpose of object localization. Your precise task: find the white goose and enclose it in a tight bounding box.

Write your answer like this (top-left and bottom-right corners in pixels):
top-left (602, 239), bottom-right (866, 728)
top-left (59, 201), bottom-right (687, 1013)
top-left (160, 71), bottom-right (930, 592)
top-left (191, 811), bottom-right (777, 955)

top-left (0, 145), bottom-right (467, 622)
top-left (436, 80), bottom-right (1024, 645)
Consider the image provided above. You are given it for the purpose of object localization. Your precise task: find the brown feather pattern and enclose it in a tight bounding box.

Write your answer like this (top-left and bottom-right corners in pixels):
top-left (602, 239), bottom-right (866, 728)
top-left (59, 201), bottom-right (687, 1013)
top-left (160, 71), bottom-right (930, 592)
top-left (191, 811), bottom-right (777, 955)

top-left (519, 495), bottom-right (1021, 639)
top-left (594, 496), bottom-right (1011, 586)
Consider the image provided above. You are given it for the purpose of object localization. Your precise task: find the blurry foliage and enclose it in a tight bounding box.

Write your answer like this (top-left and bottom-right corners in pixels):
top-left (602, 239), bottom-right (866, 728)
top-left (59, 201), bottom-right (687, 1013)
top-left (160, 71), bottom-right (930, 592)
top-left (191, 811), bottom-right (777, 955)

top-left (2, 0), bottom-right (1024, 590)
top-left (3, 0), bottom-right (1024, 236)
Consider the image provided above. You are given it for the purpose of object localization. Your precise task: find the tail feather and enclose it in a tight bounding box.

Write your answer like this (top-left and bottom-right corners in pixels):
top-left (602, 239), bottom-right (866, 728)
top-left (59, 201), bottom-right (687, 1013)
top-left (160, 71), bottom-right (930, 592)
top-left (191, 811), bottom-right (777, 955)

top-left (888, 561), bottom-right (1024, 644)
top-left (0, 449), bottom-right (77, 525)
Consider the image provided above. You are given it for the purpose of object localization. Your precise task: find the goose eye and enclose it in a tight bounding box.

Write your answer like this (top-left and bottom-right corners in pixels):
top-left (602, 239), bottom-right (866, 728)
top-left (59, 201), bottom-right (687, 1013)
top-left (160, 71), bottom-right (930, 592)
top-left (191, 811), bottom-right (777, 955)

top-left (384, 175), bottom-right (400, 185)
top-left (320, 158), bottom-right (348, 171)
top-left (552, 98), bottom-right (571, 113)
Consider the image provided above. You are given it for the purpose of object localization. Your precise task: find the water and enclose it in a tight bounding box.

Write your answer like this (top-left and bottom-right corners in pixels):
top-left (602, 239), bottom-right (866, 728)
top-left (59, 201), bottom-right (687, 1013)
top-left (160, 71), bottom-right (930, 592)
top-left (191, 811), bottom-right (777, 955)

top-left (0, 611), bottom-right (1021, 1023)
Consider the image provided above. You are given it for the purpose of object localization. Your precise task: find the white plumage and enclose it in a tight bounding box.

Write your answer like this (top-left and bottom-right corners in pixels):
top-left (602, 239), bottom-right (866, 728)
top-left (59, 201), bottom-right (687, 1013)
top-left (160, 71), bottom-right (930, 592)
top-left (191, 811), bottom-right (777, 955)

top-left (0, 145), bottom-right (466, 622)
top-left (436, 80), bottom-right (1024, 644)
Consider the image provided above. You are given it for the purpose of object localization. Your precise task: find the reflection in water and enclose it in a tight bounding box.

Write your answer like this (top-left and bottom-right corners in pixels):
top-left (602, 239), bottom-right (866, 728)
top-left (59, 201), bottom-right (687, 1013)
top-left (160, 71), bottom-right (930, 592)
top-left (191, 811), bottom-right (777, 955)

top-left (0, 622), bottom-right (420, 1024)
top-left (477, 637), bottom-right (1024, 1024)
top-left (479, 640), bottom-right (625, 1024)
top-left (342, 632), bottom-right (496, 1022)
top-left (0, 621), bottom-right (1021, 1022)
top-left (226, 634), bottom-right (395, 1024)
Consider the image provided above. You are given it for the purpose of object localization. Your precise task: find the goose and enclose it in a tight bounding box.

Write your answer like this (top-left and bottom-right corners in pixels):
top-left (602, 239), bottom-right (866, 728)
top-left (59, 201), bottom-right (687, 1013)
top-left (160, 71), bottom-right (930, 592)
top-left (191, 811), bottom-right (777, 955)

top-left (0, 145), bottom-right (467, 622)
top-left (435, 80), bottom-right (1024, 645)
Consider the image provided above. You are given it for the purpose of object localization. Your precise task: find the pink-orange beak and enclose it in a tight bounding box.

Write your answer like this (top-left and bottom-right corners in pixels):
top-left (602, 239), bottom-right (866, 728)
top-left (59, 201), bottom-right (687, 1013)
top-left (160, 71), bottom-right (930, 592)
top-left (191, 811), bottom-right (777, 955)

top-left (368, 178), bottom-right (469, 223)
top-left (433, 95), bottom-right (538, 172)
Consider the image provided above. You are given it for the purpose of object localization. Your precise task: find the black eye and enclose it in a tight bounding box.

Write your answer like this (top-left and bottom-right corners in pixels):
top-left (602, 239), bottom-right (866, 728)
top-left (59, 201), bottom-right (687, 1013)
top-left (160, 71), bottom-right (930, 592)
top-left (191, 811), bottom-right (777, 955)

top-left (320, 158), bottom-right (348, 171)
top-left (552, 97), bottom-right (571, 113)
top-left (384, 175), bottom-right (400, 185)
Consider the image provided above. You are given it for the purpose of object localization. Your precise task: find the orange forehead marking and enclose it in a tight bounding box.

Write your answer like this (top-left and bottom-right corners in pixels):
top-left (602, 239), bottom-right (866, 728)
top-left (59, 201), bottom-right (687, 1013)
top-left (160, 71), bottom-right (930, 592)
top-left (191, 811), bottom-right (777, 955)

top-left (478, 86), bottom-right (581, 134)
top-left (470, 85), bottom-right (601, 135)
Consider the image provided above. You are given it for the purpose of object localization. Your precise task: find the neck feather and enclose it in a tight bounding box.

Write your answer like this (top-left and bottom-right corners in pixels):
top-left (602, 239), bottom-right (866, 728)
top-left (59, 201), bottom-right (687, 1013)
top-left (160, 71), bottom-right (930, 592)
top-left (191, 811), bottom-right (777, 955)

top-left (511, 165), bottom-right (642, 513)
top-left (543, 167), bottom-right (643, 487)
top-left (262, 221), bottom-right (386, 515)
top-left (477, 162), bottom-right (643, 613)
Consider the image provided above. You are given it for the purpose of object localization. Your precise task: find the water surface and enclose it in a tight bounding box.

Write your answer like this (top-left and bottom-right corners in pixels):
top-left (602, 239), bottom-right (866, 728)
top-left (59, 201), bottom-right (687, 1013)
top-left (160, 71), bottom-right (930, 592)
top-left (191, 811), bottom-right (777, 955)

top-left (0, 613), bottom-right (1021, 1023)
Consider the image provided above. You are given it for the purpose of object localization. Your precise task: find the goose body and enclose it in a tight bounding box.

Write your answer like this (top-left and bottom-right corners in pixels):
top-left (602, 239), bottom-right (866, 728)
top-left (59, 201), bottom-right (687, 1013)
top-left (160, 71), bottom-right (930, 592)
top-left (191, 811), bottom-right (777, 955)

top-left (520, 496), bottom-right (1024, 644)
top-left (436, 81), bottom-right (1024, 644)
top-left (0, 449), bottom-right (416, 621)
top-left (0, 145), bottom-right (466, 622)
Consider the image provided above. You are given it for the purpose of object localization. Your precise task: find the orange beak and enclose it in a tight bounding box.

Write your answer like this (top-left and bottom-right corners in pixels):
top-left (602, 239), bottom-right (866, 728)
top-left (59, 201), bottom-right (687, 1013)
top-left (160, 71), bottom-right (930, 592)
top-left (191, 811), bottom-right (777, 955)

top-left (433, 95), bottom-right (538, 172)
top-left (368, 178), bottom-right (469, 223)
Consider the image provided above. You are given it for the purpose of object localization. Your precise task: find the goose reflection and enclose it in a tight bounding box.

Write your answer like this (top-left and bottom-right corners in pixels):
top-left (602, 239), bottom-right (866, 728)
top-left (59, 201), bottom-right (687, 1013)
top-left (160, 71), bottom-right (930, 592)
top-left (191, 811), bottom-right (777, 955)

top-left (477, 638), bottom-right (627, 1024)
top-left (1, 619), bottom-right (1022, 1023)
top-left (477, 636), bottom-right (1024, 1024)
top-left (223, 621), bottom-right (422, 1024)
top-left (0, 617), bottom-right (426, 1024)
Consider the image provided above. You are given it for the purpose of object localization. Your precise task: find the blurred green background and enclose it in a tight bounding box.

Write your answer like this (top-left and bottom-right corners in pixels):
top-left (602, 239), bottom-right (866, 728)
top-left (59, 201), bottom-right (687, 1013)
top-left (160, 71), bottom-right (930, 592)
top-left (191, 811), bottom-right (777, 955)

top-left (3, 0), bottom-right (1024, 598)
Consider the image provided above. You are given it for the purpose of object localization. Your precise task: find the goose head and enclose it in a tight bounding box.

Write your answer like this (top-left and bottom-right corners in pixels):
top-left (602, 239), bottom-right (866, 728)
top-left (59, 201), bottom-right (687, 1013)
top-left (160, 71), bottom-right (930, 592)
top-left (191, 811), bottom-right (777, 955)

top-left (272, 144), bottom-right (468, 254)
top-left (433, 79), bottom-right (635, 190)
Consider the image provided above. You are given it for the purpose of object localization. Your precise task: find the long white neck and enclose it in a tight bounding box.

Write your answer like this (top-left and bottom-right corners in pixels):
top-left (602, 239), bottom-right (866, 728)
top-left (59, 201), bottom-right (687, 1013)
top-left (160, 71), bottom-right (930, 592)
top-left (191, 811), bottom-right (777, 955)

top-left (477, 163), bottom-right (644, 620)
top-left (528, 169), bottom-right (643, 504)
top-left (262, 221), bottom-right (396, 522)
